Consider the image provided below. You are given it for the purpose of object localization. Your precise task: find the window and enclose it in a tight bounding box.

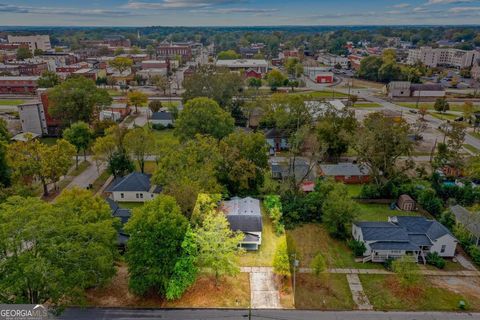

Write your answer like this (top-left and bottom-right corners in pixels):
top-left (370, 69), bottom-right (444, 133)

top-left (136, 193), bottom-right (139, 199)
top-left (440, 245), bottom-right (446, 253)
top-left (120, 193), bottom-right (124, 199)
top-left (140, 193), bottom-right (143, 199)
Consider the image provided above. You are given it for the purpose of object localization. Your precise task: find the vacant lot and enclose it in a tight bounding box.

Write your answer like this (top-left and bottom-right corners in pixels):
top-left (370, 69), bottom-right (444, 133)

top-left (295, 273), bottom-right (354, 310)
top-left (87, 263), bottom-right (250, 308)
top-left (360, 274), bottom-right (480, 311)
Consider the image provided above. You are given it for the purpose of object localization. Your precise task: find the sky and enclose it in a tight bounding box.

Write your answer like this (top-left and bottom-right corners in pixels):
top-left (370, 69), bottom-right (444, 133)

top-left (1, 0), bottom-right (480, 26)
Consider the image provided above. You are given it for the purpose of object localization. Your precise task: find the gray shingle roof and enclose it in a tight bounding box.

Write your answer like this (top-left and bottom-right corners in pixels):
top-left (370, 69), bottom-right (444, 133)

top-left (370, 241), bottom-right (419, 251)
top-left (320, 163), bottom-right (369, 176)
top-left (151, 111), bottom-right (173, 121)
top-left (106, 198), bottom-right (132, 245)
top-left (106, 172), bottom-right (161, 193)
top-left (354, 222), bottom-right (410, 242)
top-left (222, 197), bottom-right (262, 233)
top-left (450, 205), bottom-right (480, 237)
top-left (393, 216), bottom-right (453, 240)
top-left (410, 83), bottom-right (444, 92)
top-left (226, 215), bottom-right (263, 232)
top-left (408, 234), bottom-right (433, 246)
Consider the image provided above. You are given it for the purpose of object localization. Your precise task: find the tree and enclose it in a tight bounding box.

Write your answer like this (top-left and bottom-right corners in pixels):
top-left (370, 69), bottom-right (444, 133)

top-left (37, 71), bottom-right (60, 88)
top-left (175, 97), bottom-right (235, 141)
top-left (48, 76), bottom-right (112, 125)
top-left (285, 58), bottom-right (300, 77)
top-left (63, 121), bottom-right (93, 168)
top-left (114, 47), bottom-right (125, 56)
top-left (267, 69), bottom-right (287, 90)
top-left (124, 127), bottom-right (155, 173)
top-left (217, 50), bottom-right (240, 60)
top-left (248, 77), bottom-right (262, 90)
top-left (43, 139), bottom-right (76, 191)
top-left (166, 226), bottom-right (198, 300)
top-left (434, 97), bottom-right (450, 113)
top-left (462, 101), bottom-right (474, 123)
top-left (218, 131), bottom-right (269, 195)
top-left (16, 47), bottom-right (32, 60)
top-left (273, 241), bottom-right (291, 277)
top-left (151, 75), bottom-right (169, 95)
top-left (147, 101), bottom-right (163, 117)
top-left (0, 119), bottom-right (10, 187)
top-left (311, 253), bottom-right (327, 276)
top-left (418, 105), bottom-right (428, 120)
top-left (348, 94), bottom-right (358, 108)
top-left (146, 44), bottom-right (156, 58)
top-left (322, 183), bottom-right (359, 239)
top-left (182, 65), bottom-right (243, 108)
top-left (392, 256), bottom-right (423, 288)
top-left (109, 56), bottom-right (133, 75)
top-left (127, 90), bottom-right (148, 114)
top-left (195, 211), bottom-right (244, 285)
top-left (125, 195), bottom-right (189, 296)
top-left (357, 56), bottom-right (383, 82)
top-left (108, 150), bottom-right (134, 178)
top-left (0, 189), bottom-right (117, 306)
top-left (353, 112), bottom-right (413, 185)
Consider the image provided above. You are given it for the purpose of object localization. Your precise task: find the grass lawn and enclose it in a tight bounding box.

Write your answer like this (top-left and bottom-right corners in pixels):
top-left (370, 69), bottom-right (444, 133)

top-left (0, 99), bottom-right (25, 105)
top-left (118, 202), bottom-right (144, 209)
top-left (239, 208), bottom-right (286, 267)
top-left (107, 89), bottom-right (125, 97)
top-left (356, 203), bottom-right (420, 222)
top-left (295, 274), bottom-right (354, 310)
top-left (360, 274), bottom-right (480, 311)
top-left (87, 263), bottom-right (251, 308)
top-left (40, 137), bottom-right (58, 146)
top-left (420, 260), bottom-right (466, 272)
top-left (91, 170), bottom-right (111, 194)
top-left (286, 224), bottom-right (378, 269)
top-left (135, 161), bottom-right (157, 175)
top-left (397, 102), bottom-right (479, 113)
top-left (464, 144), bottom-right (479, 154)
top-left (429, 112), bottom-right (460, 121)
top-left (345, 184), bottom-right (363, 198)
top-left (353, 102), bottom-right (381, 108)
top-left (299, 90), bottom-right (349, 99)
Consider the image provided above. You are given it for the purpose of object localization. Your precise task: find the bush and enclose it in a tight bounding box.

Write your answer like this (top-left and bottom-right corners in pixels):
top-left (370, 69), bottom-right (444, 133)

top-left (348, 239), bottom-right (366, 257)
top-left (468, 245), bottom-right (480, 265)
top-left (426, 252), bottom-right (446, 269)
top-left (311, 253), bottom-right (327, 276)
top-left (383, 257), bottom-right (394, 271)
top-left (417, 188), bottom-right (443, 216)
top-left (273, 242), bottom-right (290, 277)
top-left (360, 184), bottom-right (382, 199)
top-left (264, 195), bottom-right (284, 235)
top-left (152, 123), bottom-right (166, 130)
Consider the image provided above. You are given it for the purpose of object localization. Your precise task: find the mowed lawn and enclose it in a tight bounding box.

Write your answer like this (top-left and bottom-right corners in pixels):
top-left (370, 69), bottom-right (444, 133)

top-left (239, 207), bottom-right (286, 267)
top-left (356, 203), bottom-right (420, 222)
top-left (299, 90), bottom-right (349, 99)
top-left (295, 274), bottom-right (354, 310)
top-left (360, 274), bottom-right (480, 311)
top-left (397, 102), bottom-right (479, 113)
top-left (286, 224), bottom-right (378, 269)
top-left (0, 99), bottom-right (25, 105)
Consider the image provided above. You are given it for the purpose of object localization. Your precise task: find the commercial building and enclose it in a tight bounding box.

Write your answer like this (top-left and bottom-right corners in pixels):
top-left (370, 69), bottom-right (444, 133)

top-left (216, 59), bottom-right (268, 74)
top-left (407, 47), bottom-right (480, 68)
top-left (7, 35), bottom-right (52, 53)
top-left (387, 81), bottom-right (445, 98)
top-left (0, 76), bottom-right (39, 94)
top-left (303, 67), bottom-right (334, 83)
top-left (17, 101), bottom-right (48, 136)
top-left (157, 43), bottom-right (192, 61)
top-left (472, 59), bottom-right (480, 81)
top-left (317, 53), bottom-right (349, 68)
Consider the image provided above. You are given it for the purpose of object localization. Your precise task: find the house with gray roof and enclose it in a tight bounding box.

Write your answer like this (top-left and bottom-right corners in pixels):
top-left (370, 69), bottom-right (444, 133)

top-left (319, 163), bottom-right (370, 184)
top-left (149, 111), bottom-right (174, 127)
top-left (221, 196), bottom-right (263, 251)
top-left (106, 172), bottom-right (161, 202)
top-left (450, 205), bottom-right (480, 246)
top-left (353, 216), bottom-right (457, 263)
top-left (106, 198), bottom-right (131, 248)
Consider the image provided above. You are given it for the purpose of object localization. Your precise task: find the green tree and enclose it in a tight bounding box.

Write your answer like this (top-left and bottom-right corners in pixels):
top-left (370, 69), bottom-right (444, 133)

top-left (273, 241), bottom-right (291, 277)
top-left (124, 127), bottom-right (155, 174)
top-left (248, 77), bottom-right (262, 90)
top-left (218, 131), bottom-right (268, 195)
top-left (48, 76), bottom-right (112, 125)
top-left (462, 101), bottom-right (474, 123)
top-left (217, 50), bottom-right (240, 60)
top-left (151, 75), bottom-right (169, 95)
top-left (108, 150), bottom-right (134, 178)
top-left (311, 253), bottom-right (327, 276)
top-left (37, 71), bottom-right (60, 88)
top-left (166, 226), bottom-right (198, 300)
top-left (0, 119), bottom-right (10, 187)
top-left (16, 47), bottom-right (32, 60)
top-left (434, 98), bottom-right (450, 113)
top-left (148, 100), bottom-right (163, 113)
top-left (175, 97), bottom-right (235, 141)
top-left (146, 44), bottom-right (156, 58)
top-left (127, 90), bottom-right (148, 114)
top-left (125, 195), bottom-right (189, 296)
top-left (322, 183), bottom-right (359, 239)
top-left (267, 69), bottom-right (287, 90)
top-left (114, 47), bottom-right (125, 56)
top-left (195, 211), bottom-right (244, 285)
top-left (63, 121), bottom-right (93, 168)
top-left (0, 189), bottom-right (117, 306)
top-left (357, 56), bottom-right (383, 82)
top-left (109, 56), bottom-right (133, 75)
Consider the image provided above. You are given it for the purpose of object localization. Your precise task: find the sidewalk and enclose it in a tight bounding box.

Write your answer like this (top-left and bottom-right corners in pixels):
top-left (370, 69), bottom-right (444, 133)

top-left (298, 267), bottom-right (480, 277)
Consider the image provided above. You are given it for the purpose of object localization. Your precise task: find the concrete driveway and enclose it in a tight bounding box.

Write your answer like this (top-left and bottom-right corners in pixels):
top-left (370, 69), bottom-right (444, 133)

top-left (249, 267), bottom-right (281, 309)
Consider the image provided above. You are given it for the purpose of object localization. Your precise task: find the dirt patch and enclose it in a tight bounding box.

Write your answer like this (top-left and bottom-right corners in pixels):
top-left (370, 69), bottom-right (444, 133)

top-left (86, 263), bottom-right (250, 308)
top-left (385, 276), bottom-right (425, 302)
top-left (430, 276), bottom-right (480, 298)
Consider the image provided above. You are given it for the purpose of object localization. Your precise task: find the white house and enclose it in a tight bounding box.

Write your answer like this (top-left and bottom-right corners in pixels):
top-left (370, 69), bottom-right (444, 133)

top-left (150, 111), bottom-right (174, 127)
top-left (221, 197), bottom-right (263, 251)
top-left (106, 172), bottom-right (161, 202)
top-left (353, 216), bottom-right (457, 264)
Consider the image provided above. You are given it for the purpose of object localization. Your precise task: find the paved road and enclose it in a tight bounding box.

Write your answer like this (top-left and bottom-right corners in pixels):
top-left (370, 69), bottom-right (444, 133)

top-left (60, 308), bottom-right (480, 320)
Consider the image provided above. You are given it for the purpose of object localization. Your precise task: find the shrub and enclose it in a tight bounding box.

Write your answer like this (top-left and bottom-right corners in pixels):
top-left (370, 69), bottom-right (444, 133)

top-left (417, 188), bottom-right (443, 216)
top-left (311, 253), bottom-right (327, 276)
top-left (360, 184), bottom-right (382, 199)
top-left (348, 239), bottom-right (366, 257)
top-left (383, 257), bottom-right (394, 271)
top-left (468, 245), bottom-right (480, 265)
top-left (264, 195), bottom-right (284, 235)
top-left (273, 242), bottom-right (291, 277)
top-left (426, 252), bottom-right (446, 269)
top-left (152, 123), bottom-right (166, 130)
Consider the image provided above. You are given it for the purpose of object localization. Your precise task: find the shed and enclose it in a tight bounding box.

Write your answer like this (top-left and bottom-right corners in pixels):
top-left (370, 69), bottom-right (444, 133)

top-left (397, 194), bottom-right (416, 211)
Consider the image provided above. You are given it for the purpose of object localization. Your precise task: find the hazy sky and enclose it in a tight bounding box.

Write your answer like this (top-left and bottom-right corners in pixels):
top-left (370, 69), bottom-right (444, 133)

top-left (1, 0), bottom-right (480, 26)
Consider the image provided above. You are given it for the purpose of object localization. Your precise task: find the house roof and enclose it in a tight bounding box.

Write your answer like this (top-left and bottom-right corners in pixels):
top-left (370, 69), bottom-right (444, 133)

top-left (106, 198), bottom-right (132, 245)
top-left (106, 172), bottom-right (161, 193)
top-left (392, 216), bottom-right (453, 240)
top-left (320, 163), bottom-right (369, 177)
top-left (226, 215), bottom-right (263, 232)
top-left (222, 197), bottom-right (262, 233)
top-left (450, 205), bottom-right (480, 237)
top-left (151, 111), bottom-right (173, 121)
top-left (408, 234), bottom-right (433, 246)
top-left (354, 222), bottom-right (410, 242)
top-left (410, 83), bottom-right (444, 92)
top-left (370, 241), bottom-right (419, 251)
top-left (265, 128), bottom-right (287, 139)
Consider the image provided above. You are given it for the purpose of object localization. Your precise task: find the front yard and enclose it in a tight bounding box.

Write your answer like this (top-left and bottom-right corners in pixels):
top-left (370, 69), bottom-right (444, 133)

top-left (359, 274), bottom-right (480, 311)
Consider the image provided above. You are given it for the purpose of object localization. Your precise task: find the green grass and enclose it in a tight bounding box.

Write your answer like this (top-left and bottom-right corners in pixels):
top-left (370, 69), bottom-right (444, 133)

top-left (295, 274), bottom-right (354, 310)
top-left (107, 89), bottom-right (125, 97)
top-left (299, 90), bottom-right (349, 99)
top-left (430, 112), bottom-right (459, 121)
top-left (39, 137), bottom-right (58, 146)
top-left (287, 224), bottom-right (378, 269)
top-left (464, 144), bottom-right (479, 154)
top-left (239, 207), bottom-right (286, 267)
top-left (360, 274), bottom-right (480, 311)
top-left (0, 99), bottom-right (25, 105)
top-left (91, 170), bottom-right (111, 194)
top-left (117, 202), bottom-right (144, 209)
top-left (345, 184), bottom-right (363, 198)
top-left (356, 203), bottom-right (420, 222)
top-left (353, 102), bottom-right (381, 108)
top-left (397, 102), bottom-right (479, 113)
top-left (470, 131), bottom-right (480, 140)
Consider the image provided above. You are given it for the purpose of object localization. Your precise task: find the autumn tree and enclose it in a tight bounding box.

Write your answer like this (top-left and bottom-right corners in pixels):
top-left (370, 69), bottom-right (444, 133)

top-left (125, 195), bottom-right (189, 296)
top-left (63, 121), bottom-right (93, 168)
top-left (174, 97), bottom-right (235, 141)
top-left (127, 90), bottom-right (148, 114)
top-left (148, 100), bottom-right (163, 113)
top-left (48, 76), bottom-right (112, 125)
top-left (124, 127), bottom-right (155, 173)
top-left (109, 56), bottom-right (133, 75)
